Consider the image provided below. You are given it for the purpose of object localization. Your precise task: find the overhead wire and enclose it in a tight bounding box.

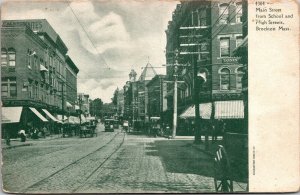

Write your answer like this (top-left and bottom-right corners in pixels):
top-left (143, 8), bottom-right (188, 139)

top-left (65, 0), bottom-right (110, 69)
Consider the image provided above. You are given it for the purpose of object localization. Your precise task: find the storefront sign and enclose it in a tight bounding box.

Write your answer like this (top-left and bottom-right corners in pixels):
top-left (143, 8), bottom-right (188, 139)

top-left (222, 57), bottom-right (240, 64)
top-left (2, 21), bottom-right (43, 32)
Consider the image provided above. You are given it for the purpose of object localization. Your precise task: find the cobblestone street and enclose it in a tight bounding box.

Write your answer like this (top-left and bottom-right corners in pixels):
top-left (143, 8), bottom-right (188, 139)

top-left (2, 124), bottom-right (216, 193)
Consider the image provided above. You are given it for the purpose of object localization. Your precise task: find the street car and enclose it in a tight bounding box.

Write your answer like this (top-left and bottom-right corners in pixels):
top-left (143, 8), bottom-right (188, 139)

top-left (104, 119), bottom-right (114, 132)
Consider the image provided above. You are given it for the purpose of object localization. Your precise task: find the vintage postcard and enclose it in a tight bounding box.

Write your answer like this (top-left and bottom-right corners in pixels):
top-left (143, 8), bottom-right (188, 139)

top-left (0, 0), bottom-right (299, 193)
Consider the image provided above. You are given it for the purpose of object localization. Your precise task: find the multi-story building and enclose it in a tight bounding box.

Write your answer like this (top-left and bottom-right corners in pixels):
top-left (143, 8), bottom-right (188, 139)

top-left (165, 0), bottom-right (245, 135)
top-left (116, 89), bottom-right (124, 117)
top-left (65, 55), bottom-right (79, 115)
top-left (77, 93), bottom-right (90, 117)
top-left (136, 63), bottom-right (157, 122)
top-left (1, 19), bottom-right (79, 137)
top-left (146, 75), bottom-right (167, 121)
top-left (123, 69), bottom-right (138, 125)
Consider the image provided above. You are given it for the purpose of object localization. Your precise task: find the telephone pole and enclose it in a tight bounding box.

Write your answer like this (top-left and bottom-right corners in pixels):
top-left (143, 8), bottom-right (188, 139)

top-left (164, 49), bottom-right (189, 139)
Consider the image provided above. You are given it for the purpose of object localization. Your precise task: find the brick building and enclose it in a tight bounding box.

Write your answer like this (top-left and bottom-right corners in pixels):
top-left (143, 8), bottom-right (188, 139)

top-left (146, 75), bottom-right (167, 120)
top-left (1, 19), bottom-right (79, 137)
top-left (165, 0), bottom-right (245, 135)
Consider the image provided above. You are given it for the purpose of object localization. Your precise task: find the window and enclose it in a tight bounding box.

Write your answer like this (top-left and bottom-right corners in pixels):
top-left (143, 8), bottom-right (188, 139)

top-left (219, 4), bottom-right (229, 24)
top-left (1, 48), bottom-right (7, 66)
top-left (236, 36), bottom-right (243, 47)
top-left (8, 48), bottom-right (16, 67)
top-left (219, 68), bottom-right (230, 90)
top-left (220, 38), bottom-right (230, 57)
top-left (1, 78), bottom-right (17, 97)
top-left (198, 9), bottom-right (207, 26)
top-left (236, 67), bottom-right (243, 90)
top-left (199, 41), bottom-right (209, 52)
top-left (236, 2), bottom-right (243, 23)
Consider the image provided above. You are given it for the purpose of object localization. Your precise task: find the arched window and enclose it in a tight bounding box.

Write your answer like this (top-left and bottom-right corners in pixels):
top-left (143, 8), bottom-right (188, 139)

top-left (1, 48), bottom-right (7, 66)
top-left (236, 67), bottom-right (243, 90)
top-left (219, 68), bottom-right (230, 90)
top-left (236, 2), bottom-right (243, 23)
top-left (219, 3), bottom-right (229, 24)
top-left (8, 48), bottom-right (16, 67)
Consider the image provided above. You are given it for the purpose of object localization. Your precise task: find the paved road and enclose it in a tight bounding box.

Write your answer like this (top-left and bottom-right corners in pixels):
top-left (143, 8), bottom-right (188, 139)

top-left (2, 124), bottom-right (217, 193)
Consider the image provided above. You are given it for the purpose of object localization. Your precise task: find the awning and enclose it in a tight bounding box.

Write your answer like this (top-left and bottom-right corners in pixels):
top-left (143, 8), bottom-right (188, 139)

top-left (180, 103), bottom-right (212, 119)
top-left (214, 100), bottom-right (244, 119)
top-left (66, 101), bottom-right (73, 108)
top-left (86, 116), bottom-right (96, 121)
top-left (42, 109), bottom-right (59, 122)
top-left (68, 116), bottom-right (76, 124)
top-left (40, 64), bottom-right (48, 72)
top-left (29, 107), bottom-right (48, 122)
top-left (2, 107), bottom-right (23, 123)
top-left (73, 117), bottom-right (80, 124)
top-left (81, 114), bottom-right (87, 123)
top-left (57, 115), bottom-right (68, 122)
top-left (150, 116), bottom-right (160, 120)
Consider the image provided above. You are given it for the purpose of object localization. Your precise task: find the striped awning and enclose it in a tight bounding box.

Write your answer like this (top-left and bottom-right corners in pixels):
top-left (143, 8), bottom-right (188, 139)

top-left (42, 109), bottom-right (59, 122)
top-left (29, 107), bottom-right (48, 122)
top-left (214, 100), bottom-right (244, 119)
top-left (2, 107), bottom-right (23, 123)
top-left (81, 114), bottom-right (87, 123)
top-left (180, 103), bottom-right (212, 119)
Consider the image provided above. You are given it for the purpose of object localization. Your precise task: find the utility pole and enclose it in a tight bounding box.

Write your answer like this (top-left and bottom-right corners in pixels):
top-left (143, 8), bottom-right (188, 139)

top-left (193, 55), bottom-right (201, 144)
top-left (172, 64), bottom-right (178, 138)
top-left (132, 84), bottom-right (135, 131)
top-left (164, 49), bottom-right (189, 139)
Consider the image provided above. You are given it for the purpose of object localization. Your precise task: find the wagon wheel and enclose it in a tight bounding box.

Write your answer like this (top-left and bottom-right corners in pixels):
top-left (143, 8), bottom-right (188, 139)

top-left (213, 145), bottom-right (233, 192)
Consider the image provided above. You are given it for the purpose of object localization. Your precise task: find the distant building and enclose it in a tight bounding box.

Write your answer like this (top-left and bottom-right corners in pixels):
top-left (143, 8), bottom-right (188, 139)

top-left (77, 93), bottom-right (90, 117)
top-left (1, 19), bottom-right (79, 137)
top-left (65, 56), bottom-right (79, 115)
top-left (116, 89), bottom-right (124, 117)
top-left (136, 63), bottom-right (157, 122)
top-left (146, 75), bottom-right (167, 121)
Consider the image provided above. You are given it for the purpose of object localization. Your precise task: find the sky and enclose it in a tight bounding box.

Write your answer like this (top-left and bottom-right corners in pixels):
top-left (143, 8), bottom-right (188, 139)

top-left (1, 0), bottom-right (178, 103)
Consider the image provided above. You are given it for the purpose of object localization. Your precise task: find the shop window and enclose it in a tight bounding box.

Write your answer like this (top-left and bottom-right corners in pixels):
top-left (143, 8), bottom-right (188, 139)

top-left (1, 48), bottom-right (7, 66)
top-left (219, 68), bottom-right (230, 90)
top-left (1, 78), bottom-right (17, 97)
top-left (8, 48), bottom-right (16, 67)
top-left (236, 2), bottom-right (243, 23)
top-left (236, 67), bottom-right (243, 90)
top-left (219, 3), bottom-right (229, 24)
top-left (220, 37), bottom-right (230, 57)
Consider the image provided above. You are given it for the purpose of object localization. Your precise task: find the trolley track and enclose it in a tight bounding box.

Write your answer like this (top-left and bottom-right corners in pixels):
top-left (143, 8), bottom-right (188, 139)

top-left (23, 132), bottom-right (125, 193)
top-left (72, 132), bottom-right (126, 192)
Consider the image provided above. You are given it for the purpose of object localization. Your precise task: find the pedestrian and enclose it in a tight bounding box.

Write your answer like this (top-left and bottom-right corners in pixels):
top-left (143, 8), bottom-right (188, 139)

top-left (32, 127), bottom-right (38, 139)
top-left (42, 126), bottom-right (47, 138)
top-left (18, 129), bottom-right (26, 142)
top-left (221, 121), bottom-right (226, 141)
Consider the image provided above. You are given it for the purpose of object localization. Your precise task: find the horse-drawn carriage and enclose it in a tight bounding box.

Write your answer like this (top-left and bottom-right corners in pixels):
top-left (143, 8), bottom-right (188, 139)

top-left (213, 130), bottom-right (248, 192)
top-left (79, 116), bottom-right (97, 138)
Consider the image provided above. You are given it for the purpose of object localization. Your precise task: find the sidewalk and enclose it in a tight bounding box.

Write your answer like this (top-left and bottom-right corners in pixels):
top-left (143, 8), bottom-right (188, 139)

top-left (1, 134), bottom-right (63, 150)
top-left (172, 135), bottom-right (224, 157)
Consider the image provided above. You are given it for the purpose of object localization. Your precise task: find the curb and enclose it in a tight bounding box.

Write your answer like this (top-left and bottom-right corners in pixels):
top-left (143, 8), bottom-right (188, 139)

top-left (2, 143), bottom-right (33, 150)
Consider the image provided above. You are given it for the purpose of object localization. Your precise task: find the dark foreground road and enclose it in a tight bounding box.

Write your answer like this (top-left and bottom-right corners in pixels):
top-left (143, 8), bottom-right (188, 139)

top-left (2, 124), bottom-right (217, 193)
